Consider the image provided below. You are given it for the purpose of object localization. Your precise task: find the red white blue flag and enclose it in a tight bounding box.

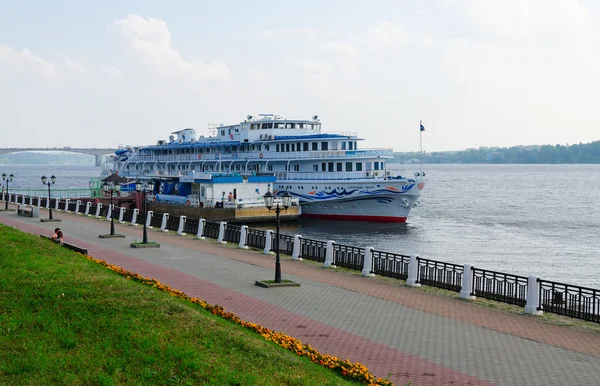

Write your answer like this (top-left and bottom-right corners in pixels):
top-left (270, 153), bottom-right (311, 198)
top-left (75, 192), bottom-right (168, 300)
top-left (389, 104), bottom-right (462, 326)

top-left (420, 121), bottom-right (425, 132)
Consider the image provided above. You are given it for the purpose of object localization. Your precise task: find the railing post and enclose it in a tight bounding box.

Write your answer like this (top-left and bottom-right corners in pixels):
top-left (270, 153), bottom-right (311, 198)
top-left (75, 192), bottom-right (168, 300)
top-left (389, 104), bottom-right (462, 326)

top-left (21, 194), bottom-right (26, 205)
top-left (460, 264), bottom-right (476, 300)
top-left (54, 198), bottom-right (60, 211)
top-left (196, 218), bottom-right (205, 239)
top-left (264, 230), bottom-right (274, 254)
top-left (291, 234), bottom-right (303, 260)
top-left (94, 203), bottom-right (102, 218)
top-left (525, 275), bottom-right (543, 315)
top-left (46, 196), bottom-right (50, 209)
top-left (362, 246), bottom-right (375, 277)
top-left (177, 215), bottom-right (186, 235)
top-left (38, 196), bottom-right (42, 207)
top-left (131, 208), bottom-right (139, 225)
top-left (1, 192), bottom-right (4, 202)
top-left (65, 199), bottom-right (70, 212)
top-left (160, 213), bottom-right (169, 232)
top-left (217, 221), bottom-right (226, 244)
top-left (75, 200), bottom-right (81, 214)
top-left (324, 240), bottom-right (336, 268)
top-left (118, 207), bottom-right (125, 223)
top-left (407, 255), bottom-right (421, 287)
top-left (146, 210), bottom-right (153, 228)
top-left (29, 195), bottom-right (34, 206)
top-left (238, 225), bottom-right (249, 249)
top-left (85, 202), bottom-right (91, 216)
top-left (106, 204), bottom-right (112, 220)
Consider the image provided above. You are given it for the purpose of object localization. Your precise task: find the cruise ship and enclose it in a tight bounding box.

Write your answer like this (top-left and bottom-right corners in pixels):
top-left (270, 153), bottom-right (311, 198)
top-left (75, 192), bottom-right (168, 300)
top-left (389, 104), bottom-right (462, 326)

top-left (103, 114), bottom-right (426, 222)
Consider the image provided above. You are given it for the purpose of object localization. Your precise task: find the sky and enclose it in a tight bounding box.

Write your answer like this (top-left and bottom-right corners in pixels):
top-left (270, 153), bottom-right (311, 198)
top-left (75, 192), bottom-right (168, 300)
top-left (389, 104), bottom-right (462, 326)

top-left (1, 0), bottom-right (599, 152)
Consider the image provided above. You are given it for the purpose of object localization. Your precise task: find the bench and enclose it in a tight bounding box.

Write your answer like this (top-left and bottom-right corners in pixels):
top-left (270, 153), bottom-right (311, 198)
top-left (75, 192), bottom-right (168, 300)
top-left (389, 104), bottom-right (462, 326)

top-left (17, 204), bottom-right (40, 218)
top-left (40, 235), bottom-right (88, 255)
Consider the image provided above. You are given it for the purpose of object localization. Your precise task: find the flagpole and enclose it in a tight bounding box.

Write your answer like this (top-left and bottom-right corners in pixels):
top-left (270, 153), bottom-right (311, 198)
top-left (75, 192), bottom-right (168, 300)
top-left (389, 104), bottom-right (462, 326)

top-left (419, 120), bottom-right (423, 173)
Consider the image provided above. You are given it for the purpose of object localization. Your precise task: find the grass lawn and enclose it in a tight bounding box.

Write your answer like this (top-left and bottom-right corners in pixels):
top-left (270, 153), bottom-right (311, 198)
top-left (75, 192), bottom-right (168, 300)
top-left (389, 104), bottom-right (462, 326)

top-left (0, 224), bottom-right (380, 386)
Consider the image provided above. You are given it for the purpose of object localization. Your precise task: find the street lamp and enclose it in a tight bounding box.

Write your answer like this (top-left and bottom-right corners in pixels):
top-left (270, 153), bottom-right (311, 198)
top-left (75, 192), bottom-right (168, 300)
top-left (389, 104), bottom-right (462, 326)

top-left (263, 190), bottom-right (292, 283)
top-left (41, 175), bottom-right (56, 220)
top-left (2, 173), bottom-right (14, 210)
top-left (103, 181), bottom-right (120, 236)
top-left (136, 179), bottom-right (155, 244)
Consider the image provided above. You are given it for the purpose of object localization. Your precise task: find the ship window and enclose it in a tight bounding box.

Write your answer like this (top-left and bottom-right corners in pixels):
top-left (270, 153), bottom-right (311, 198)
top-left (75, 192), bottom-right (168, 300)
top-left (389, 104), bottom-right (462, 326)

top-left (303, 143), bottom-right (308, 151)
top-left (276, 144), bottom-right (280, 152)
top-left (316, 124), bottom-right (321, 130)
top-left (294, 164), bottom-right (300, 171)
top-left (346, 162), bottom-right (353, 171)
top-left (235, 128), bottom-right (239, 132)
top-left (258, 144), bottom-right (262, 151)
top-left (354, 141), bottom-right (358, 149)
top-left (268, 123), bottom-right (273, 129)
top-left (349, 142), bottom-right (353, 150)
top-left (328, 162), bottom-right (334, 172)
top-left (356, 163), bottom-right (363, 171)
top-left (286, 143), bottom-right (290, 152)
top-left (265, 144), bottom-right (269, 151)
top-left (336, 163), bottom-right (342, 171)
top-left (321, 142), bottom-right (328, 151)
top-left (268, 164), bottom-right (273, 171)
top-left (321, 162), bottom-right (326, 171)
top-left (341, 142), bottom-right (346, 150)
top-left (290, 123), bottom-right (296, 129)
top-left (262, 123), bottom-right (267, 129)
top-left (298, 123), bottom-right (304, 129)
top-left (374, 162), bottom-right (379, 170)
top-left (275, 122), bottom-right (284, 128)
top-left (308, 124), bottom-right (313, 130)
top-left (221, 130), bottom-right (225, 136)
top-left (291, 144), bottom-right (295, 152)
top-left (297, 143), bottom-right (301, 151)
top-left (312, 142), bottom-right (318, 151)
top-left (313, 164), bottom-right (318, 171)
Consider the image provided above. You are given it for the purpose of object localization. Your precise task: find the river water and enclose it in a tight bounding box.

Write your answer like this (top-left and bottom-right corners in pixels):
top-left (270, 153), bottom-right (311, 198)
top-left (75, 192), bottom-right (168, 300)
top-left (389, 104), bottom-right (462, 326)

top-left (2, 163), bottom-right (599, 288)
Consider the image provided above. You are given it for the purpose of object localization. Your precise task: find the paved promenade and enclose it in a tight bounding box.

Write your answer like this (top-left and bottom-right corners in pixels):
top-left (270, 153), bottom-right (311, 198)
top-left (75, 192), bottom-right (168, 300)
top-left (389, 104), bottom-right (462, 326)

top-left (2, 207), bottom-right (600, 386)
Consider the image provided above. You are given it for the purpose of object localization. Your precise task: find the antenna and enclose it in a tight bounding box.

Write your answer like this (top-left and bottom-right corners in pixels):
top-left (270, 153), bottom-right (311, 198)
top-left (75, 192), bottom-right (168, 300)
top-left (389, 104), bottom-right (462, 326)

top-left (207, 123), bottom-right (219, 137)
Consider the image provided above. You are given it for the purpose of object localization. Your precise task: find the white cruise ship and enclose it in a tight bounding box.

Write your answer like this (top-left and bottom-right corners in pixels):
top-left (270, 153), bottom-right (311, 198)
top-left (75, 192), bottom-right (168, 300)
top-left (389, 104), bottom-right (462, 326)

top-left (103, 114), bottom-right (426, 222)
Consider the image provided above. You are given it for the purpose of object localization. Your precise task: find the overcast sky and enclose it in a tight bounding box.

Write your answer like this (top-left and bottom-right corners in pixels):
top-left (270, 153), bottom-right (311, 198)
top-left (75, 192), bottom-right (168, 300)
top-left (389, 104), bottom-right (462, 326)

top-left (1, 0), bottom-right (599, 152)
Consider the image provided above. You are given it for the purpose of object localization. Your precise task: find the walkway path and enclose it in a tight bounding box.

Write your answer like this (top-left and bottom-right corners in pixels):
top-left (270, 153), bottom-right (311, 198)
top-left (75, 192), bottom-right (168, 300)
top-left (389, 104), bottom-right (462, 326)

top-left (2, 207), bottom-right (600, 386)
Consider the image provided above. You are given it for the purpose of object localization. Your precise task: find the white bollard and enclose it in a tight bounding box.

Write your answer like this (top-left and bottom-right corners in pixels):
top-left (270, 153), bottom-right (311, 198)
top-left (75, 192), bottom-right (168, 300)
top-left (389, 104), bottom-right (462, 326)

top-left (524, 275), bottom-right (543, 315)
top-left (106, 204), bottom-right (112, 220)
top-left (145, 210), bottom-right (153, 228)
top-left (1, 192), bottom-right (4, 202)
top-left (264, 230), bottom-right (274, 254)
top-left (197, 218), bottom-right (206, 239)
top-left (65, 199), bottom-right (70, 212)
top-left (29, 195), bottom-right (34, 206)
top-left (362, 246), bottom-right (375, 277)
top-left (217, 221), bottom-right (227, 244)
top-left (177, 215), bottom-right (186, 235)
top-left (131, 208), bottom-right (139, 225)
top-left (118, 207), bottom-right (125, 223)
top-left (95, 203), bottom-right (102, 218)
top-left (38, 196), bottom-right (42, 207)
top-left (406, 255), bottom-right (421, 287)
top-left (85, 202), bottom-right (92, 216)
top-left (160, 213), bottom-right (169, 232)
top-left (460, 264), bottom-right (476, 300)
top-left (291, 234), bottom-right (303, 260)
top-left (21, 194), bottom-right (26, 205)
top-left (46, 197), bottom-right (50, 209)
top-left (238, 225), bottom-right (249, 249)
top-left (54, 198), bottom-right (59, 211)
top-left (324, 240), bottom-right (336, 268)
top-left (75, 200), bottom-right (81, 214)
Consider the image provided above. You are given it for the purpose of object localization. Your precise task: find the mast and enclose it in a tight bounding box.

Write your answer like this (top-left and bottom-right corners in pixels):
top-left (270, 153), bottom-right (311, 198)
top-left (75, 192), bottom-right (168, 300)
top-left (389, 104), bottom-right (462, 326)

top-left (419, 120), bottom-right (423, 172)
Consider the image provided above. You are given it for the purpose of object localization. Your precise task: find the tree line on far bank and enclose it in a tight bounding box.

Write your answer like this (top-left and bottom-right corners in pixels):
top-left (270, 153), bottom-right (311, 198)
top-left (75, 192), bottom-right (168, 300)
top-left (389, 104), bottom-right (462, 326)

top-left (395, 140), bottom-right (600, 164)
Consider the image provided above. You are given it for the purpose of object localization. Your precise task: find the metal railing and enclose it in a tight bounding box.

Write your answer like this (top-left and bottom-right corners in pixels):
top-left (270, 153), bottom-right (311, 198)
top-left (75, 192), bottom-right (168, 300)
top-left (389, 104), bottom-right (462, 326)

top-left (183, 218), bottom-right (199, 234)
top-left (203, 221), bottom-right (220, 239)
top-left (224, 224), bottom-right (242, 244)
top-left (538, 279), bottom-right (600, 323)
top-left (150, 213), bottom-right (162, 228)
top-left (166, 216), bottom-right (180, 231)
top-left (417, 257), bottom-right (464, 292)
top-left (471, 268), bottom-right (528, 306)
top-left (333, 244), bottom-right (364, 270)
top-left (372, 250), bottom-right (410, 279)
top-left (299, 238), bottom-right (327, 263)
top-left (271, 233), bottom-right (294, 255)
top-left (246, 228), bottom-right (266, 249)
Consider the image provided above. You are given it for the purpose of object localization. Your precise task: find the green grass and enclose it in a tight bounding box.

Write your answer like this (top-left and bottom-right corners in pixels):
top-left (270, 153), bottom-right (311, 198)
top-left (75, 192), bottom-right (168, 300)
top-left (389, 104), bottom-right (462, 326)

top-left (0, 224), bottom-right (364, 386)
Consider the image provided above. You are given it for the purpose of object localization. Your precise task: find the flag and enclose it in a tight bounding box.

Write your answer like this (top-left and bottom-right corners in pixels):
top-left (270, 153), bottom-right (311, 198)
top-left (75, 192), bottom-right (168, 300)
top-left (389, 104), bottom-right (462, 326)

top-left (420, 121), bottom-right (425, 132)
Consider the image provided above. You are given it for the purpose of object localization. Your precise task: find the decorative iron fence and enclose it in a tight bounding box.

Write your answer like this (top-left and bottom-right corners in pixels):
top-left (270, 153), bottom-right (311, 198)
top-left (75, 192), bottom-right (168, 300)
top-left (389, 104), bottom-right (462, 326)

top-left (538, 279), bottom-right (600, 323)
top-left (471, 268), bottom-right (528, 306)
top-left (417, 257), bottom-right (464, 292)
top-left (224, 224), bottom-right (242, 244)
top-left (122, 209), bottom-right (133, 223)
top-left (150, 213), bottom-right (162, 228)
top-left (299, 238), bottom-right (327, 263)
top-left (333, 244), bottom-right (364, 270)
top-left (68, 202), bottom-right (77, 212)
top-left (372, 250), bottom-right (410, 279)
top-left (203, 221), bottom-right (220, 239)
top-left (271, 233), bottom-right (294, 255)
top-left (166, 216), bottom-right (180, 231)
top-left (184, 218), bottom-right (199, 234)
top-left (89, 205), bottom-right (98, 216)
top-left (246, 228), bottom-right (266, 249)
top-left (136, 212), bottom-right (146, 225)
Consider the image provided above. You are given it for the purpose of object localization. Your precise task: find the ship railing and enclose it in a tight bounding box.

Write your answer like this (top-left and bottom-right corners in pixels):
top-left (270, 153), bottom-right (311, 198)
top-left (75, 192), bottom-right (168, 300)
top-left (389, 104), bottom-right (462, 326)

top-left (275, 171), bottom-right (391, 180)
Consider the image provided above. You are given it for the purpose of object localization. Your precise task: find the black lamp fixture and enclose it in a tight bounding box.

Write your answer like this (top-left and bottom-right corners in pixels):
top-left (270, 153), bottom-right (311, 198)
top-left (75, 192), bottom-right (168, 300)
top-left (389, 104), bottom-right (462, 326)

top-left (136, 179), bottom-right (155, 244)
top-left (41, 175), bottom-right (57, 220)
top-left (102, 181), bottom-right (121, 236)
top-left (263, 190), bottom-right (292, 283)
top-left (2, 172), bottom-right (14, 210)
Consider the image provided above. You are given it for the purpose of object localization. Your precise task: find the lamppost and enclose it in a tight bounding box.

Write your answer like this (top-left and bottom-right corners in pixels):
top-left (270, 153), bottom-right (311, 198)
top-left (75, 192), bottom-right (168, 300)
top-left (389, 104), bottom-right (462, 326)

top-left (41, 175), bottom-right (56, 220)
top-left (2, 173), bottom-right (14, 210)
top-left (136, 179), bottom-right (155, 244)
top-left (103, 181), bottom-right (120, 236)
top-left (263, 190), bottom-right (292, 283)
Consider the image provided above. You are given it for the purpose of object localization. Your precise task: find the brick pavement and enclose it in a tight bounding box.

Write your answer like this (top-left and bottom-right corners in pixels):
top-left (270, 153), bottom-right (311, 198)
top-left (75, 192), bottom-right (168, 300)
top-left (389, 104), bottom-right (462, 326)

top-left (2, 207), bottom-right (600, 386)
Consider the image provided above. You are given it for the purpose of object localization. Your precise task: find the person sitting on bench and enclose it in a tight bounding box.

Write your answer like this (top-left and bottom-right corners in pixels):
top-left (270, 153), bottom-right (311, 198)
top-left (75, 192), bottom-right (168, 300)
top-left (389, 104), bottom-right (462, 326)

top-left (51, 228), bottom-right (64, 245)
